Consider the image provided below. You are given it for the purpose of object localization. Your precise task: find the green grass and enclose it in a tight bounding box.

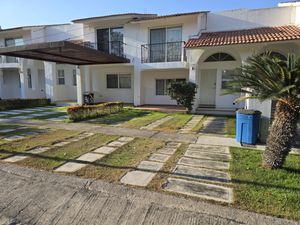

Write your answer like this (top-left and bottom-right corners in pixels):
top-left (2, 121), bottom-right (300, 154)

top-left (191, 116), bottom-right (206, 133)
top-left (230, 147), bottom-right (300, 220)
top-left (121, 111), bottom-right (167, 128)
top-left (0, 129), bottom-right (79, 159)
top-left (88, 108), bottom-right (158, 126)
top-left (226, 117), bottom-right (236, 137)
top-left (155, 113), bottom-right (192, 132)
top-left (18, 133), bottom-right (117, 171)
top-left (32, 112), bottom-right (66, 120)
top-left (73, 138), bottom-right (165, 182)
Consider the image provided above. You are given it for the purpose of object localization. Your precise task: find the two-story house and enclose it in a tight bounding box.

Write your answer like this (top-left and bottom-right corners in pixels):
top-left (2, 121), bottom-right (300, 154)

top-left (0, 23), bottom-right (83, 103)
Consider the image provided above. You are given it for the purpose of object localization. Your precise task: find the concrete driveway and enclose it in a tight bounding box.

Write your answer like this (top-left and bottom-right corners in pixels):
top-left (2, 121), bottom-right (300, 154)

top-left (0, 164), bottom-right (298, 225)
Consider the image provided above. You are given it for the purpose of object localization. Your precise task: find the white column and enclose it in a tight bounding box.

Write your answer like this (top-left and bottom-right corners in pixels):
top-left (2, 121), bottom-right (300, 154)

top-left (133, 64), bottom-right (142, 106)
top-left (83, 66), bottom-right (91, 92)
top-left (0, 69), bottom-right (3, 99)
top-left (77, 66), bottom-right (85, 105)
top-left (20, 59), bottom-right (28, 99)
top-left (44, 61), bottom-right (57, 102)
top-left (189, 64), bottom-right (200, 112)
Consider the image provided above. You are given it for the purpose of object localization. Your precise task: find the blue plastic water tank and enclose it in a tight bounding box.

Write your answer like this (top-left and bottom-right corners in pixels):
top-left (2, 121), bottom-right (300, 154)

top-left (236, 109), bottom-right (261, 145)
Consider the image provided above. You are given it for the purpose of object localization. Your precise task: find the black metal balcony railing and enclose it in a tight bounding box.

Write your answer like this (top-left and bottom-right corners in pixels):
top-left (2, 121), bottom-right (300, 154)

top-left (79, 41), bottom-right (125, 58)
top-left (141, 41), bottom-right (186, 63)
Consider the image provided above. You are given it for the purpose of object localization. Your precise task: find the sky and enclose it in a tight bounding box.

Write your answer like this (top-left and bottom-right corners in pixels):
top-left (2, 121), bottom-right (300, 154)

top-left (0, 0), bottom-right (286, 29)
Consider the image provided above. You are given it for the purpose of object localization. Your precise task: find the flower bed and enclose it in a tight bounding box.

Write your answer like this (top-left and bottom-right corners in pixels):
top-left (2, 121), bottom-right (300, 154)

top-left (67, 102), bottom-right (124, 121)
top-left (0, 98), bottom-right (51, 111)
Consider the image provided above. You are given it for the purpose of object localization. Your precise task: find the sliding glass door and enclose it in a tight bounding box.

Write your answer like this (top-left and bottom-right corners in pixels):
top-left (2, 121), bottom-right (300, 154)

top-left (150, 28), bottom-right (166, 62)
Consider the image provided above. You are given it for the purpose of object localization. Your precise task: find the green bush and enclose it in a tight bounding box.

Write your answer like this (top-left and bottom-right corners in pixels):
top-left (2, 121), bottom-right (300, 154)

top-left (67, 102), bottom-right (124, 121)
top-left (0, 98), bottom-right (51, 111)
top-left (168, 82), bottom-right (197, 113)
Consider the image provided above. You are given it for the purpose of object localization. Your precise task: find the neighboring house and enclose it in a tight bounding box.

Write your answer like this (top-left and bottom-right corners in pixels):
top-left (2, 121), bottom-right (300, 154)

top-left (0, 23), bottom-right (83, 102)
top-left (1, 2), bottom-right (300, 130)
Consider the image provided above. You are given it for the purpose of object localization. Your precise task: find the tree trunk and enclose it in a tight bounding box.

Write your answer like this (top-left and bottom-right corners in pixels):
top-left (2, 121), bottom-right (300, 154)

top-left (262, 100), bottom-right (299, 169)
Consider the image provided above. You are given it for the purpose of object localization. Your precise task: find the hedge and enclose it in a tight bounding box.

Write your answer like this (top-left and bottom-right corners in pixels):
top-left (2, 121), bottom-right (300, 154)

top-left (0, 98), bottom-right (51, 111)
top-left (67, 102), bottom-right (124, 121)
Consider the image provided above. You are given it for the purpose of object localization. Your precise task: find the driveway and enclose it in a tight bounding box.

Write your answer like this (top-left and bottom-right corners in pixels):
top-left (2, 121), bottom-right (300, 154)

top-left (0, 164), bottom-right (297, 225)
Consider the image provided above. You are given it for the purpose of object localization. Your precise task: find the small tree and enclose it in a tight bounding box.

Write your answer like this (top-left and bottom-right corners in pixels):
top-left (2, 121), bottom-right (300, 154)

top-left (168, 81), bottom-right (197, 113)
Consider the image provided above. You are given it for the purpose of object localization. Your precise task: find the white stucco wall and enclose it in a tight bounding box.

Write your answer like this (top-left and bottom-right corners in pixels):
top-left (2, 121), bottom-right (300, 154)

top-left (90, 65), bottom-right (134, 103)
top-left (141, 69), bottom-right (189, 105)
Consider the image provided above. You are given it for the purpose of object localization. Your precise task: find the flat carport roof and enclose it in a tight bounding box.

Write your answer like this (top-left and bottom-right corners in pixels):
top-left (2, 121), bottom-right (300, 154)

top-left (0, 41), bottom-right (130, 65)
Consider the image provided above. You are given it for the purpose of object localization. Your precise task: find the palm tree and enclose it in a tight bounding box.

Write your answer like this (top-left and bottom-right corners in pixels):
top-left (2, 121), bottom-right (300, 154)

top-left (225, 53), bottom-right (300, 169)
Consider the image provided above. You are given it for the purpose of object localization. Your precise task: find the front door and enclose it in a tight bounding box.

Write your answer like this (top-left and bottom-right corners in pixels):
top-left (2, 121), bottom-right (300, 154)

top-left (200, 69), bottom-right (217, 105)
top-left (38, 69), bottom-right (46, 98)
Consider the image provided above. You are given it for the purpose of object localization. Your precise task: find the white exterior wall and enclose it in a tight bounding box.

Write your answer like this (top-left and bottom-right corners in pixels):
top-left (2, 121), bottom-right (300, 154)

top-left (90, 65), bottom-right (134, 103)
top-left (141, 69), bottom-right (189, 105)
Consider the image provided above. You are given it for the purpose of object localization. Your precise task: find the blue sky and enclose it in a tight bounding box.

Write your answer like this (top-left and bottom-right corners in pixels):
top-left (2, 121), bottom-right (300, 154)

top-left (0, 0), bottom-right (285, 28)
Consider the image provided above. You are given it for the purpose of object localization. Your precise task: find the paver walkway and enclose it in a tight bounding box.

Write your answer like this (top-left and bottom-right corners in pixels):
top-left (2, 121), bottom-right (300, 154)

top-left (164, 144), bottom-right (233, 203)
top-left (55, 136), bottom-right (134, 173)
top-left (121, 142), bottom-right (181, 186)
top-left (140, 116), bottom-right (173, 130)
top-left (199, 117), bottom-right (227, 135)
top-left (2, 132), bottom-right (95, 163)
top-left (179, 115), bottom-right (204, 133)
top-left (0, 164), bottom-right (297, 225)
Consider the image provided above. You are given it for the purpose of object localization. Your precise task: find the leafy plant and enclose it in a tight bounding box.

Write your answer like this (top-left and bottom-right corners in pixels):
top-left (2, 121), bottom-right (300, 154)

top-left (224, 53), bottom-right (300, 169)
top-left (168, 81), bottom-right (197, 113)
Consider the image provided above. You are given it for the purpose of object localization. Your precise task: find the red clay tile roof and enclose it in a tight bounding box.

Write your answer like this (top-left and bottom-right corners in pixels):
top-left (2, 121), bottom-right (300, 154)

top-left (185, 25), bottom-right (300, 48)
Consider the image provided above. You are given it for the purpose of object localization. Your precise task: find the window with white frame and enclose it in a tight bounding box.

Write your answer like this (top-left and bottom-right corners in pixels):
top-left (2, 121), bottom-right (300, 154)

top-left (106, 74), bottom-right (131, 89)
top-left (27, 69), bottom-right (32, 89)
top-left (73, 69), bottom-right (77, 86)
top-left (155, 78), bottom-right (186, 96)
top-left (221, 70), bottom-right (234, 89)
top-left (57, 70), bottom-right (65, 85)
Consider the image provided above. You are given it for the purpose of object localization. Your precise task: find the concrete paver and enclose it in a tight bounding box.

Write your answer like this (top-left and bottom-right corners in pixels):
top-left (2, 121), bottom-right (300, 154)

top-left (120, 171), bottom-right (156, 186)
top-left (55, 162), bottom-right (87, 173)
top-left (148, 153), bottom-right (171, 163)
top-left (137, 160), bottom-right (164, 172)
top-left (76, 153), bottom-right (105, 162)
top-left (94, 146), bottom-right (116, 154)
top-left (178, 157), bottom-right (230, 170)
top-left (184, 150), bottom-right (231, 162)
top-left (141, 116), bottom-right (173, 130)
top-left (179, 115), bottom-right (204, 133)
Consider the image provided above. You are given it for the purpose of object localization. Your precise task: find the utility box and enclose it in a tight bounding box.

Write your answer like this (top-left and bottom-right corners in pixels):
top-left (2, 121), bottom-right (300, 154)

top-left (236, 109), bottom-right (261, 145)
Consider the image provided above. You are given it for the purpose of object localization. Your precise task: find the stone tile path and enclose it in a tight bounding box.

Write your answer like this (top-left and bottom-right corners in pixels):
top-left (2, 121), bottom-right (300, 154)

top-left (199, 117), bottom-right (227, 135)
top-left (120, 142), bottom-right (181, 187)
top-left (140, 116), bottom-right (173, 130)
top-left (179, 115), bottom-right (204, 134)
top-left (2, 132), bottom-right (95, 163)
top-left (55, 136), bottom-right (135, 173)
top-left (164, 144), bottom-right (233, 203)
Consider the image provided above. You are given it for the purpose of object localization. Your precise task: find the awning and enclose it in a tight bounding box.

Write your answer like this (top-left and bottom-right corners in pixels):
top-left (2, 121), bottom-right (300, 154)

top-left (0, 41), bottom-right (130, 65)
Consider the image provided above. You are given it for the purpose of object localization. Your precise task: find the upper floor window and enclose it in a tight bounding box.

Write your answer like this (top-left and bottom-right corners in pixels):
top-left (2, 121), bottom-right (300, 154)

top-left (57, 70), bottom-right (65, 85)
top-left (97, 27), bottom-right (124, 57)
top-left (204, 53), bottom-right (235, 62)
top-left (148, 26), bottom-right (183, 63)
top-left (5, 37), bottom-right (24, 47)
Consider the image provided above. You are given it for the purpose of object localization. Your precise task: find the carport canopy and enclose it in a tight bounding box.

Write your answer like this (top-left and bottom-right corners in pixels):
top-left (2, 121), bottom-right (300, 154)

top-left (0, 41), bottom-right (130, 65)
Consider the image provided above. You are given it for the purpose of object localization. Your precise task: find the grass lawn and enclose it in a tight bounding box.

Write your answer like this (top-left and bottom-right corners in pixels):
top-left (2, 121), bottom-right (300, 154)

top-left (155, 113), bottom-right (192, 132)
top-left (226, 117), bottom-right (236, 137)
top-left (191, 116), bottom-right (206, 133)
top-left (230, 147), bottom-right (300, 220)
top-left (73, 138), bottom-right (165, 182)
top-left (18, 133), bottom-right (117, 171)
top-left (0, 129), bottom-right (79, 159)
top-left (121, 111), bottom-right (167, 128)
top-left (88, 108), bottom-right (157, 126)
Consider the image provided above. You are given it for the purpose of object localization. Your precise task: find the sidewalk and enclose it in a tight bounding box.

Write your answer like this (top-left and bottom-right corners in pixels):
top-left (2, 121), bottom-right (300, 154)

top-left (0, 163), bottom-right (298, 225)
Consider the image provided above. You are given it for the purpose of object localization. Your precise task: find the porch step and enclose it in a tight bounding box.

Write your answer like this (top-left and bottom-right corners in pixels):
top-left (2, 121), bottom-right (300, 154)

top-left (196, 107), bottom-right (237, 116)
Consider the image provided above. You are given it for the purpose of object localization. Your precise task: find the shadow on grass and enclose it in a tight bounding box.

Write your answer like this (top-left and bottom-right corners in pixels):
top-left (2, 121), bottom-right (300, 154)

top-left (2, 148), bottom-right (300, 192)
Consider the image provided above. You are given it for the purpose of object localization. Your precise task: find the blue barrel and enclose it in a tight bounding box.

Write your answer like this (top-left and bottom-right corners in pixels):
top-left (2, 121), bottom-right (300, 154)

top-left (236, 109), bottom-right (261, 145)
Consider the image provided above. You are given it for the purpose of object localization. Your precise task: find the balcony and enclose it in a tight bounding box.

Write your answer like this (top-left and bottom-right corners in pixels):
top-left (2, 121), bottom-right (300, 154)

top-left (0, 56), bottom-right (20, 68)
top-left (141, 41), bottom-right (186, 63)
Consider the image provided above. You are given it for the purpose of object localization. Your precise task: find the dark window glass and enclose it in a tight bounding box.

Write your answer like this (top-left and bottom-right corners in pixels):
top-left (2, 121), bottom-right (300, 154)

top-left (110, 27), bottom-right (124, 56)
top-left (205, 53), bottom-right (235, 62)
top-left (156, 79), bottom-right (165, 95)
top-left (97, 28), bottom-right (109, 53)
top-left (107, 74), bottom-right (118, 88)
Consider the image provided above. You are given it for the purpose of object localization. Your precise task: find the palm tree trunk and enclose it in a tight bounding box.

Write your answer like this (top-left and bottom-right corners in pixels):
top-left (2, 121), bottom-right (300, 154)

top-left (262, 100), bottom-right (299, 169)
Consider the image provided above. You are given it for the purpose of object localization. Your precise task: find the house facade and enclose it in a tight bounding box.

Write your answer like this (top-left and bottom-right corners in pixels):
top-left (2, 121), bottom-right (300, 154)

top-left (1, 2), bottom-right (300, 128)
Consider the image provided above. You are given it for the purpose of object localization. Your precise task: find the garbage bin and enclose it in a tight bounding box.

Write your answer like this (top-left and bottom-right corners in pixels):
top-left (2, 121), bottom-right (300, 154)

top-left (236, 109), bottom-right (261, 145)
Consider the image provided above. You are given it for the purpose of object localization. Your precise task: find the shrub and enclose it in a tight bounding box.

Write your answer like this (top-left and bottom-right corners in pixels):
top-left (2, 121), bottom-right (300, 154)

top-left (67, 102), bottom-right (124, 121)
top-left (168, 81), bottom-right (197, 113)
top-left (0, 98), bottom-right (51, 111)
